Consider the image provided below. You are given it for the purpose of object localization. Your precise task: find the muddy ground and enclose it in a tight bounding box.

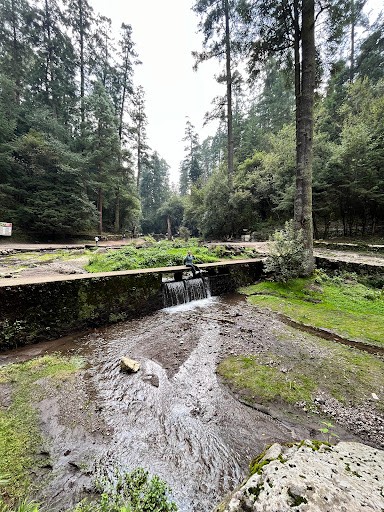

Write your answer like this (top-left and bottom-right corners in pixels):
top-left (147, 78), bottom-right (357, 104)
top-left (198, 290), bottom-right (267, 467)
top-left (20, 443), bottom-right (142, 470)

top-left (1, 293), bottom-right (382, 511)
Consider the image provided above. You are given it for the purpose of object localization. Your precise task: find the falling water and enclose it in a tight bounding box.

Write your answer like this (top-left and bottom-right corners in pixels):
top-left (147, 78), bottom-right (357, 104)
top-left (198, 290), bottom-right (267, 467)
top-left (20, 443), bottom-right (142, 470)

top-left (162, 277), bottom-right (211, 307)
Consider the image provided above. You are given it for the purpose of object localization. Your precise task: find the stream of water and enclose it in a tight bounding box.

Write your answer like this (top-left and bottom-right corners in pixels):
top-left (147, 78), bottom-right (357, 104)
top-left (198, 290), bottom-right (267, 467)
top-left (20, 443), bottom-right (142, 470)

top-left (1, 294), bottom-right (296, 511)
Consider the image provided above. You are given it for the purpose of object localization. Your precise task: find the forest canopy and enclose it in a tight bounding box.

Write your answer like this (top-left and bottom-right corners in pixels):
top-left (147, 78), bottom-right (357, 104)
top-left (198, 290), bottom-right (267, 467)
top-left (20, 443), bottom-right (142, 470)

top-left (0, 0), bottom-right (383, 240)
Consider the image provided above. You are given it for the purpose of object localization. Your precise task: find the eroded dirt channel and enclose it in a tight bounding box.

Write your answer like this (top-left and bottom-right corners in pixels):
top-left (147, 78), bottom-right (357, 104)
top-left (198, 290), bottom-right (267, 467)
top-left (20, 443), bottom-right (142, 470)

top-left (0, 294), bottom-right (363, 511)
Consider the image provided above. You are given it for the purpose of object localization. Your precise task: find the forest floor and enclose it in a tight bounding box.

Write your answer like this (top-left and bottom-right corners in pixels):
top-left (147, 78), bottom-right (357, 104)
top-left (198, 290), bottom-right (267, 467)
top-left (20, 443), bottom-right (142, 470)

top-left (1, 240), bottom-right (384, 282)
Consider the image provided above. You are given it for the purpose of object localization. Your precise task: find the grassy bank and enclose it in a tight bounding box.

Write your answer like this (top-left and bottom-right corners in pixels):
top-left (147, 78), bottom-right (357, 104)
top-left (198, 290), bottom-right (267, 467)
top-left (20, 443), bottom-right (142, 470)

top-left (239, 271), bottom-right (384, 346)
top-left (86, 239), bottom-right (257, 273)
top-left (0, 355), bottom-right (85, 501)
top-left (217, 271), bottom-right (384, 416)
top-left (218, 341), bottom-right (384, 412)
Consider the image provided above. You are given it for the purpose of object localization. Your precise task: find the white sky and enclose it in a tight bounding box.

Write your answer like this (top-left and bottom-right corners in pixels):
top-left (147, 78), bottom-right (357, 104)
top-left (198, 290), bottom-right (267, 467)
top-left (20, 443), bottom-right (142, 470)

top-left (90, 0), bottom-right (382, 187)
top-left (90, 0), bottom-right (222, 186)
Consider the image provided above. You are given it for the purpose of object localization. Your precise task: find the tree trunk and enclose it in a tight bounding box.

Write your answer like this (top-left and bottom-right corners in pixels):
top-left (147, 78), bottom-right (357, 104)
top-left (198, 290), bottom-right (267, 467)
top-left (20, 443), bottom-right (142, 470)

top-left (137, 130), bottom-right (141, 190)
top-left (350, 0), bottom-right (355, 82)
top-left (294, 0), bottom-right (315, 275)
top-left (114, 186), bottom-right (120, 233)
top-left (11, 0), bottom-right (21, 104)
top-left (224, 0), bottom-right (234, 190)
top-left (98, 185), bottom-right (103, 235)
top-left (167, 215), bottom-right (172, 240)
top-left (79, 0), bottom-right (85, 127)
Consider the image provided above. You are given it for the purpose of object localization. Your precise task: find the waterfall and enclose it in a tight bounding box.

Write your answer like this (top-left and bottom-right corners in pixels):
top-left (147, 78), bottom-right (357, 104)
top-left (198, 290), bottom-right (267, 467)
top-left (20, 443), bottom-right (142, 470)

top-left (162, 277), bottom-right (211, 307)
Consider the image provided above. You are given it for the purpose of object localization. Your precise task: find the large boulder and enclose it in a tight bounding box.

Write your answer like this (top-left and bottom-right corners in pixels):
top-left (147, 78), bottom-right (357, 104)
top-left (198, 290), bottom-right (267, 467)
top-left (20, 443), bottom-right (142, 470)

top-left (218, 440), bottom-right (384, 511)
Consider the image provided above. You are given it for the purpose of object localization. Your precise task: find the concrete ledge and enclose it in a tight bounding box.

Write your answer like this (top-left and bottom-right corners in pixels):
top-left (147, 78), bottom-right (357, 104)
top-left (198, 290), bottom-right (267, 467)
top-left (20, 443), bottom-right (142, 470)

top-left (0, 259), bottom-right (263, 350)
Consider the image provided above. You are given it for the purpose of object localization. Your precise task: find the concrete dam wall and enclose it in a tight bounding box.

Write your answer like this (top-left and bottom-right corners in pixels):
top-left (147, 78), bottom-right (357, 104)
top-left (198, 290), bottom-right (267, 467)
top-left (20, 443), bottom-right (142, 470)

top-left (0, 259), bottom-right (263, 350)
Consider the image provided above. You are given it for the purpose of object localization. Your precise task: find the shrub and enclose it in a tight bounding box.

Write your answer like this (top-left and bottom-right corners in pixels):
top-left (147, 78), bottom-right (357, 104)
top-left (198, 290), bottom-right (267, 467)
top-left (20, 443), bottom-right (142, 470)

top-left (178, 227), bottom-right (190, 241)
top-left (264, 220), bottom-right (306, 282)
top-left (70, 467), bottom-right (178, 512)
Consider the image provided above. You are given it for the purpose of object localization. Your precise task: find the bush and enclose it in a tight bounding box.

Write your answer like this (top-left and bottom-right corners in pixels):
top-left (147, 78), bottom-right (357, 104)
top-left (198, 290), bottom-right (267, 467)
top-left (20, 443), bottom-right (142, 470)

top-left (178, 227), bottom-right (190, 241)
top-left (264, 220), bottom-right (306, 282)
top-left (70, 467), bottom-right (178, 512)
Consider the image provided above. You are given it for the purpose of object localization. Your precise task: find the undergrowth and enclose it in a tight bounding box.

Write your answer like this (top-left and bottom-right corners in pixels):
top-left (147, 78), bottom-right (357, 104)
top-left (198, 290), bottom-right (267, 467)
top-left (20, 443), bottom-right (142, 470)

top-left (85, 240), bottom-right (256, 273)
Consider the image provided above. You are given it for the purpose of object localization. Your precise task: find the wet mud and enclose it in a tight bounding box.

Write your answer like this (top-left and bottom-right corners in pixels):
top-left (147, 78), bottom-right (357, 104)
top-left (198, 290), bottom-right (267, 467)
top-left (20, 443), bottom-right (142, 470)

top-left (0, 295), bottom-right (367, 511)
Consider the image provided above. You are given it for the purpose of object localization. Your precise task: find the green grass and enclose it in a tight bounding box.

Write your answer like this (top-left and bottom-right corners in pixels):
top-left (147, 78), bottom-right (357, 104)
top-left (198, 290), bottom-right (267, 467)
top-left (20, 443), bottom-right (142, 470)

top-left (217, 337), bottom-right (384, 411)
top-left (220, 272), bottom-right (384, 412)
top-left (0, 355), bottom-right (85, 501)
top-left (239, 273), bottom-right (384, 346)
top-left (218, 355), bottom-right (316, 405)
top-left (85, 240), bottom-right (258, 273)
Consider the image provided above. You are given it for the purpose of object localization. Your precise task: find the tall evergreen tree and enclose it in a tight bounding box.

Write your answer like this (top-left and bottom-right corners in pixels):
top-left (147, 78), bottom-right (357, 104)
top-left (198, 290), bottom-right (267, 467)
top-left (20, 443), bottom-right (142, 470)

top-left (30, 0), bottom-right (77, 123)
top-left (140, 151), bottom-right (170, 233)
top-left (129, 85), bottom-right (150, 190)
top-left (0, 0), bottom-right (36, 105)
top-left (179, 119), bottom-right (202, 194)
top-left (86, 80), bottom-right (120, 234)
top-left (64, 0), bottom-right (94, 128)
top-left (193, 0), bottom-right (239, 188)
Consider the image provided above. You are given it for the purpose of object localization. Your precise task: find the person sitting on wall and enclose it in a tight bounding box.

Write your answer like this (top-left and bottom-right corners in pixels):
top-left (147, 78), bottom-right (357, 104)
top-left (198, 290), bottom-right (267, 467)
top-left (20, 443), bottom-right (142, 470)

top-left (184, 250), bottom-right (200, 277)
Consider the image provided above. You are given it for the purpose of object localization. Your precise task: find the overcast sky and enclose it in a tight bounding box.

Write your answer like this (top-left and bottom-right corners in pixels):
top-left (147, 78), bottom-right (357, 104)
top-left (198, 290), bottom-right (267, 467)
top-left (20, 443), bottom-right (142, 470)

top-left (91, 0), bottom-right (222, 186)
top-left (90, 0), bottom-right (381, 187)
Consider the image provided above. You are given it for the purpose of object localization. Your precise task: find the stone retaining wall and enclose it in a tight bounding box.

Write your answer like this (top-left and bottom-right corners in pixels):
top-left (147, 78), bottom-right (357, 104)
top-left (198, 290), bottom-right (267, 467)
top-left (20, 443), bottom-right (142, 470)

top-left (0, 260), bottom-right (263, 351)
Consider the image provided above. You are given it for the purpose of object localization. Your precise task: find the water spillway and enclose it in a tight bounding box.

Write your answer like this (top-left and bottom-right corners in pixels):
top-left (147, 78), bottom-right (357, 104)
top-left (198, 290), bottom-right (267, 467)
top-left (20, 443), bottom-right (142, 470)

top-left (0, 259), bottom-right (264, 349)
top-left (162, 277), bottom-right (211, 307)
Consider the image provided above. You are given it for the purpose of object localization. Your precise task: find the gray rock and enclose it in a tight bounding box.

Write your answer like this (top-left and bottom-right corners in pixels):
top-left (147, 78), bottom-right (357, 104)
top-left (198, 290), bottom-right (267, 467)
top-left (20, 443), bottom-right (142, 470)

top-left (120, 357), bottom-right (140, 373)
top-left (220, 441), bottom-right (384, 511)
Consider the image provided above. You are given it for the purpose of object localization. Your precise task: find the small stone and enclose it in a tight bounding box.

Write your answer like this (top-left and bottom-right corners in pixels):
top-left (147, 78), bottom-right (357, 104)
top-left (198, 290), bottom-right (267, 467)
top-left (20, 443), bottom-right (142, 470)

top-left (120, 357), bottom-right (140, 373)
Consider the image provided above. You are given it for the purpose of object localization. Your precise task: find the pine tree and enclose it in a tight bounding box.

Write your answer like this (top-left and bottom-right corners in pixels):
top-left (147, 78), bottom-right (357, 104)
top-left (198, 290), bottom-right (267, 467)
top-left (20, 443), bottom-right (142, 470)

top-left (86, 80), bottom-right (120, 235)
top-left (0, 0), bottom-right (36, 105)
top-left (179, 119), bottom-right (202, 194)
top-left (140, 152), bottom-right (170, 233)
top-left (129, 85), bottom-right (150, 190)
top-left (30, 0), bottom-right (77, 123)
top-left (64, 0), bottom-right (94, 128)
top-left (193, 0), bottom-right (239, 188)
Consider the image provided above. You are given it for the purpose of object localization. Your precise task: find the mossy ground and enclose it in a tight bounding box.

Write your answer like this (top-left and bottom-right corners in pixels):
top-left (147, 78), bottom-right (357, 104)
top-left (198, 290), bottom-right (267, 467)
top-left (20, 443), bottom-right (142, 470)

top-left (0, 354), bottom-right (85, 501)
top-left (218, 272), bottom-right (384, 414)
top-left (239, 271), bottom-right (384, 346)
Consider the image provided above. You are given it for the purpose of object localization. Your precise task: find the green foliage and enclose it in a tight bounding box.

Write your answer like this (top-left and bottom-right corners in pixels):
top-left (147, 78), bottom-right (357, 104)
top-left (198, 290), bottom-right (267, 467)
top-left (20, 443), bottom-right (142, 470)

top-left (178, 227), bottom-right (190, 241)
top-left (86, 239), bottom-right (258, 272)
top-left (264, 220), bottom-right (306, 282)
top-left (70, 467), bottom-right (177, 512)
top-left (86, 241), bottom-right (219, 272)
top-left (140, 152), bottom-right (170, 234)
top-left (318, 422), bottom-right (339, 444)
top-left (2, 130), bottom-right (97, 236)
top-left (157, 196), bottom-right (184, 236)
top-left (200, 167), bottom-right (231, 239)
top-left (0, 498), bottom-right (40, 512)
